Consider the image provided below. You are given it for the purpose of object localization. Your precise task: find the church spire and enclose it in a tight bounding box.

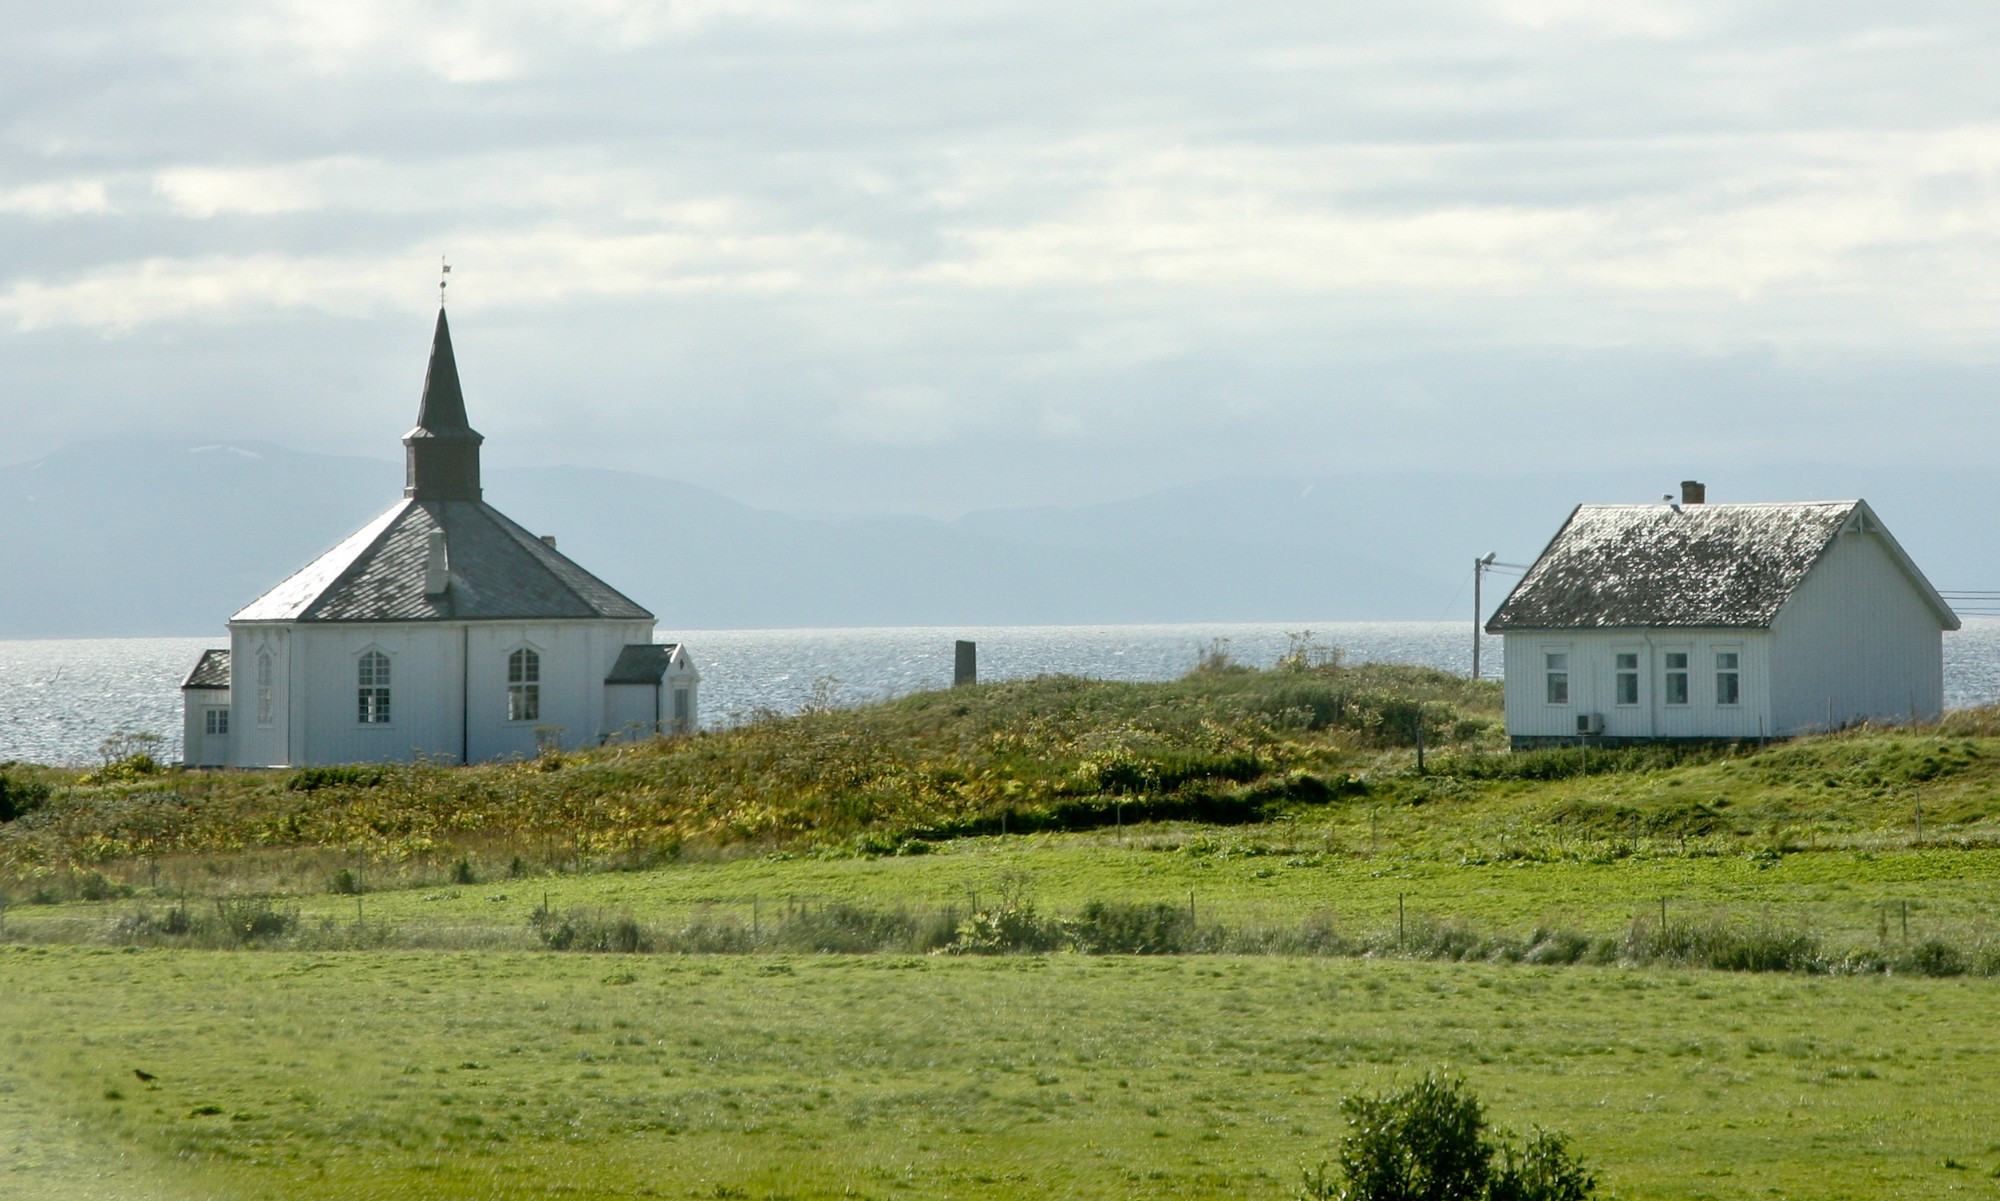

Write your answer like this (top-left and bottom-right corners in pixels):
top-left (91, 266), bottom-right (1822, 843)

top-left (403, 307), bottom-right (484, 501)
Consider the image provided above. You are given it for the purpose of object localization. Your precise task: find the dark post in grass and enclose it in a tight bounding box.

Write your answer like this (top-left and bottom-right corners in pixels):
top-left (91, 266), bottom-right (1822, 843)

top-left (954, 641), bottom-right (977, 688)
top-left (1398, 893), bottom-right (1406, 950)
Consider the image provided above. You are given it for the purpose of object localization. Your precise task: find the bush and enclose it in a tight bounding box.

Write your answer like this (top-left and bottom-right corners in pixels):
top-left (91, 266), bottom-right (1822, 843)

top-left (76, 870), bottom-right (134, 901)
top-left (1066, 900), bottom-right (1201, 954)
top-left (0, 773), bottom-right (51, 823)
top-left (78, 754), bottom-right (161, 785)
top-left (213, 897), bottom-right (299, 945)
top-left (1303, 1074), bottom-right (1595, 1201)
top-left (1491, 1129), bottom-right (1597, 1201)
top-left (530, 905), bottom-right (653, 953)
top-left (288, 766), bottom-right (385, 792)
top-left (1896, 939), bottom-right (1966, 978)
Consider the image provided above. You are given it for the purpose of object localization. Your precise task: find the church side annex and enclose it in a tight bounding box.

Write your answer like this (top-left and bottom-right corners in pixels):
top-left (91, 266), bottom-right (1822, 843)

top-left (181, 308), bottom-right (698, 767)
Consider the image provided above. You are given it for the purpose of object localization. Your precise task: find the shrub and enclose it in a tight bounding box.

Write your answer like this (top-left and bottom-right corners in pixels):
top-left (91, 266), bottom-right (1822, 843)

top-left (1066, 900), bottom-right (1201, 954)
top-left (1322, 1073), bottom-right (1492, 1200)
top-left (945, 900), bottom-right (1062, 954)
top-left (1490, 1129), bottom-right (1597, 1201)
top-left (288, 766), bottom-right (385, 791)
top-left (78, 754), bottom-right (162, 786)
top-left (529, 905), bottom-right (653, 953)
top-left (1896, 939), bottom-right (1966, 978)
top-left (1304, 1074), bottom-right (1596, 1201)
top-left (0, 773), bottom-right (51, 823)
top-left (329, 868), bottom-right (362, 895)
top-left (76, 870), bottom-right (134, 902)
top-left (213, 898), bottom-right (298, 945)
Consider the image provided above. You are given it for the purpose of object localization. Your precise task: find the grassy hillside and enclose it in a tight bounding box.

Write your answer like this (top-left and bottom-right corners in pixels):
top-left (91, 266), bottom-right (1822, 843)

top-left (7, 658), bottom-right (2000, 890)
top-left (7, 660), bottom-right (2000, 970)
top-left (0, 660), bottom-right (1501, 883)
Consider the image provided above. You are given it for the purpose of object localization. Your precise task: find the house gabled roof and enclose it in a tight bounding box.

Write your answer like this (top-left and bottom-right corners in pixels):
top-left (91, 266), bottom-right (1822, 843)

top-left (182, 648), bottom-right (231, 689)
top-left (1486, 500), bottom-right (1959, 633)
top-left (605, 643), bottom-right (694, 684)
top-left (231, 498), bottom-right (654, 623)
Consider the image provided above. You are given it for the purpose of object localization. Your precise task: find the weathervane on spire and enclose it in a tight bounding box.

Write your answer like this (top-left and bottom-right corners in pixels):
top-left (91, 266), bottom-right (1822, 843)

top-left (439, 256), bottom-right (451, 307)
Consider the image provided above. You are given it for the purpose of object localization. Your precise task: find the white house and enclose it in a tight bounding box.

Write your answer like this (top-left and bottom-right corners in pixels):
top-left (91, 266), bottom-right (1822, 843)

top-left (181, 308), bottom-right (698, 767)
top-left (1485, 482), bottom-right (1958, 748)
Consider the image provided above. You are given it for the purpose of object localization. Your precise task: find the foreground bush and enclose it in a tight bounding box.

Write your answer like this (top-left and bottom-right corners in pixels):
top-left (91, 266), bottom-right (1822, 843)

top-left (1302, 1073), bottom-right (1595, 1201)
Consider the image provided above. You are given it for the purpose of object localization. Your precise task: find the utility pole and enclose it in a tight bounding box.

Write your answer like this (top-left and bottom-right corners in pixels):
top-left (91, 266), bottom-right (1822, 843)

top-left (1472, 554), bottom-right (1527, 681)
top-left (1473, 554), bottom-right (1495, 680)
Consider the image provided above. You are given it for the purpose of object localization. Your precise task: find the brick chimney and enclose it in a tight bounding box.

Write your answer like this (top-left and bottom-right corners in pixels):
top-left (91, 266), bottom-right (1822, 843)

top-left (1681, 480), bottom-right (1706, 505)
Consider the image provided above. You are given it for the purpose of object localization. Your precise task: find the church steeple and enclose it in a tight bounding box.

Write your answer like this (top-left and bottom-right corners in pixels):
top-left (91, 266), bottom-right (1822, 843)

top-left (403, 307), bottom-right (484, 500)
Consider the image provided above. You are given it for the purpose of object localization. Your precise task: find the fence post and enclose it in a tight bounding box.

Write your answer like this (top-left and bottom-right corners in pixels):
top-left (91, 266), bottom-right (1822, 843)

top-left (1398, 893), bottom-right (1406, 950)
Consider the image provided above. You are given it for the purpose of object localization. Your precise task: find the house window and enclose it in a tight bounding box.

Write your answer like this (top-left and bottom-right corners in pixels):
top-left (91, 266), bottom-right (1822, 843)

top-left (256, 651), bottom-right (274, 726)
top-left (205, 708), bottom-right (229, 736)
top-left (1716, 651), bottom-right (1741, 706)
top-left (672, 686), bottom-right (691, 732)
top-left (1544, 652), bottom-right (1569, 705)
top-left (1663, 651), bottom-right (1689, 706)
top-left (357, 651), bottom-right (391, 724)
top-left (1614, 652), bottom-right (1639, 706)
top-left (508, 648), bottom-right (541, 722)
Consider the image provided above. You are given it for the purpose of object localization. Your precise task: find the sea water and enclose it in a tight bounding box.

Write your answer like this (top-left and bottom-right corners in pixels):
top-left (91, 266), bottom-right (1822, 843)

top-left (3, 620), bottom-right (1997, 766)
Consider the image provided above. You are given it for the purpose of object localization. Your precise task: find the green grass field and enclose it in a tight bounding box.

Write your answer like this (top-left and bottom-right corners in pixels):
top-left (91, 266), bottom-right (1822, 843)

top-left (10, 663), bottom-right (2000, 1197)
top-left (6, 947), bottom-right (1998, 1200)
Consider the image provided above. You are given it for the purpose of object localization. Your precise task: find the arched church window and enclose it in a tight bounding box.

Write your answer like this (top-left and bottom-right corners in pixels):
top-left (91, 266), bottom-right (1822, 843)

top-left (357, 651), bottom-right (391, 724)
top-left (508, 648), bottom-right (540, 722)
top-left (256, 651), bottom-right (274, 726)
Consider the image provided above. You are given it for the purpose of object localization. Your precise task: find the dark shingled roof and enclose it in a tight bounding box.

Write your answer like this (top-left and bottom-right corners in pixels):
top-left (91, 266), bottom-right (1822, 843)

top-left (232, 498), bottom-right (653, 623)
top-left (1487, 500), bottom-right (1956, 632)
top-left (182, 649), bottom-right (230, 689)
top-left (605, 643), bottom-right (688, 684)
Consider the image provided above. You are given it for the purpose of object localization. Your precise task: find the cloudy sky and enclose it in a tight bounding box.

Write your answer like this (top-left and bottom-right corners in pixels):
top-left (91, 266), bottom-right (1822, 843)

top-left (3, 0), bottom-right (1997, 515)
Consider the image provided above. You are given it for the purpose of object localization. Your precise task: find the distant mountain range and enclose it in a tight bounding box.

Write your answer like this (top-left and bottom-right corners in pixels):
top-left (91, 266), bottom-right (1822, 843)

top-left (2, 440), bottom-right (1993, 638)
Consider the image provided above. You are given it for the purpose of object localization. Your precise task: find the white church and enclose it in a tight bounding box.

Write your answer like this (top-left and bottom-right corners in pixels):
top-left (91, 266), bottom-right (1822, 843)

top-left (181, 309), bottom-right (698, 767)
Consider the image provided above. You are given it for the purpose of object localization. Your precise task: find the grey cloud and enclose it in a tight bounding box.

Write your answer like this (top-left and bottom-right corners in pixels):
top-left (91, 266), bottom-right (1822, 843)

top-left (2, 0), bottom-right (1999, 521)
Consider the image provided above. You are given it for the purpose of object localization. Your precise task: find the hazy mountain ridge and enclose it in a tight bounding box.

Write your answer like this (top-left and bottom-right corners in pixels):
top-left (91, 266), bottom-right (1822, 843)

top-left (1, 441), bottom-right (1991, 638)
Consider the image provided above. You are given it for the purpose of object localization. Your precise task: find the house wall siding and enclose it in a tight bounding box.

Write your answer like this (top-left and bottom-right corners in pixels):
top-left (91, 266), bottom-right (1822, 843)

top-left (605, 683), bottom-right (660, 739)
top-left (1501, 629), bottom-right (1773, 741)
top-left (228, 618), bottom-right (652, 766)
top-left (1769, 529), bottom-right (1945, 733)
top-left (229, 626), bottom-right (292, 768)
top-left (180, 689), bottom-right (231, 767)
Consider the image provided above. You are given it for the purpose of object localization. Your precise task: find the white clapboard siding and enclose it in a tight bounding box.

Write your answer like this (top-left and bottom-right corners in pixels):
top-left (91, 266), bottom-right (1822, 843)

top-left (1770, 527), bottom-right (1945, 733)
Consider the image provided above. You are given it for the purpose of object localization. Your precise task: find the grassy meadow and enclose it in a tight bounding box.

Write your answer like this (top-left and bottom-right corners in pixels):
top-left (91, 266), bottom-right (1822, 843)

top-left (8, 653), bottom-right (2000, 1197)
top-left (8, 948), bottom-right (2000, 1200)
